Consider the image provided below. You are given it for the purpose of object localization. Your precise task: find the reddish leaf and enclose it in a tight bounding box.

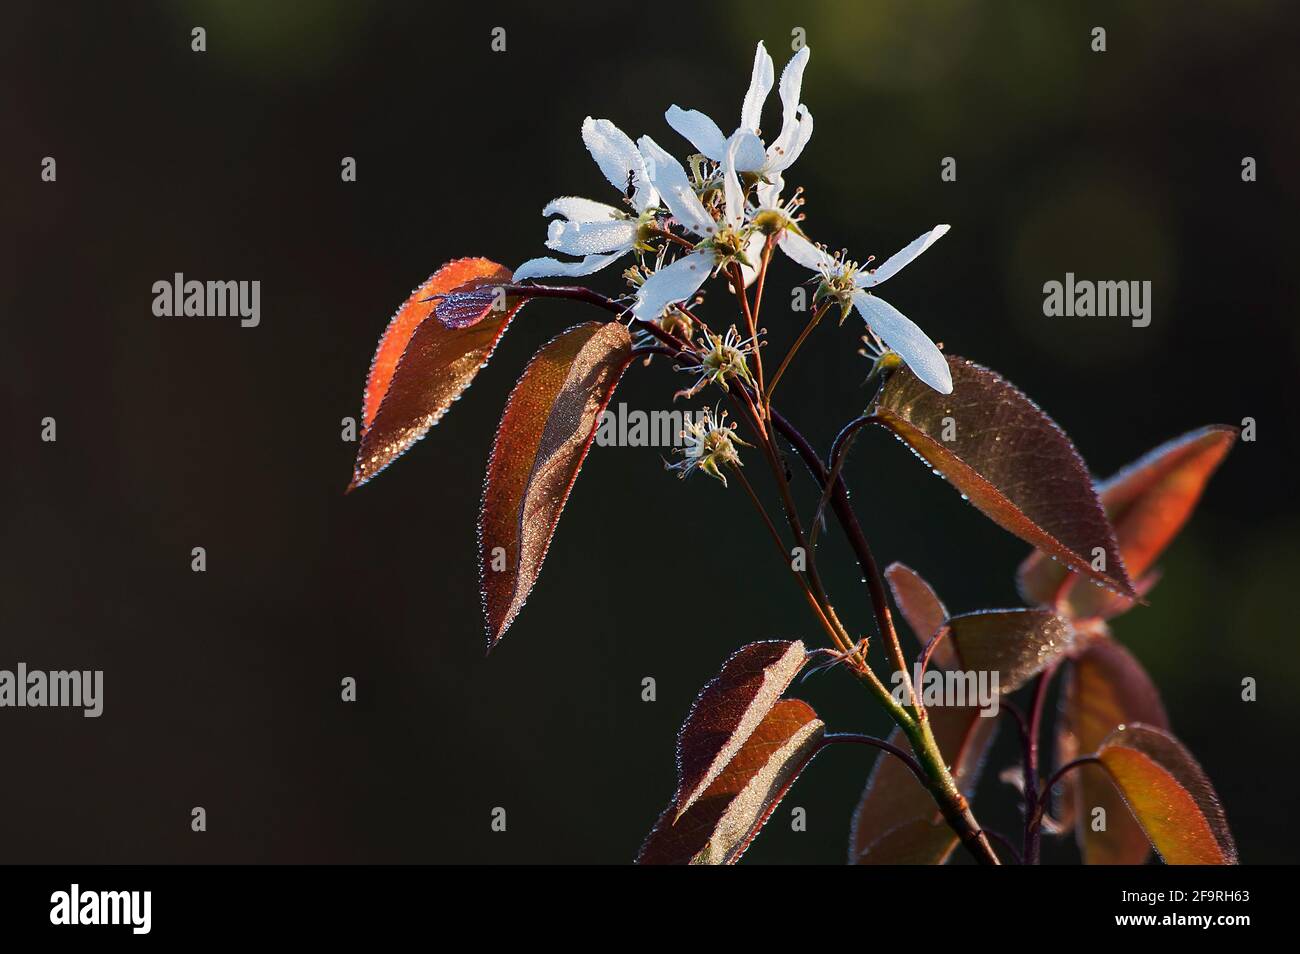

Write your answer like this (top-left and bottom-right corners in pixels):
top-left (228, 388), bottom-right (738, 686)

top-left (673, 640), bottom-right (808, 818)
top-left (885, 562), bottom-right (958, 670)
top-left (870, 357), bottom-right (1136, 599)
top-left (1072, 427), bottom-right (1234, 619)
top-left (1094, 425), bottom-right (1237, 577)
top-left (1019, 425), bottom-right (1237, 618)
top-left (350, 258), bottom-right (527, 489)
top-left (1057, 633), bottom-right (1168, 864)
top-left (479, 321), bottom-right (633, 647)
top-left (856, 818), bottom-right (965, 866)
top-left (638, 699), bottom-right (824, 865)
top-left (849, 705), bottom-right (997, 864)
top-left (1096, 724), bottom-right (1237, 864)
top-left (944, 608), bottom-right (1076, 693)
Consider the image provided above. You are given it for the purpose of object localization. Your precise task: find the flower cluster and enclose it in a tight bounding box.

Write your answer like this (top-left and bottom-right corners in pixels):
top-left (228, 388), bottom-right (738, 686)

top-left (514, 39), bottom-right (954, 411)
top-left (668, 407), bottom-right (750, 487)
top-left (676, 325), bottom-right (758, 400)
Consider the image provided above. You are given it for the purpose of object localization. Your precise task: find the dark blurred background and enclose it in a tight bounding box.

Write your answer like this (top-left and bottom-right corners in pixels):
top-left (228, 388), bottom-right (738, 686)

top-left (2, 1), bottom-right (1297, 864)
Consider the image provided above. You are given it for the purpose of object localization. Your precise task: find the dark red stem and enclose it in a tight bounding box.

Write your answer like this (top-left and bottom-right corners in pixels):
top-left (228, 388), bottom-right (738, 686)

top-left (819, 733), bottom-right (927, 786)
top-left (1022, 662), bottom-right (1061, 864)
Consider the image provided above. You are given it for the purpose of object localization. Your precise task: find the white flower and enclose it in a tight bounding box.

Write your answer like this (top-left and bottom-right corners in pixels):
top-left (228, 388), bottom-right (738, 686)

top-left (631, 134), bottom-right (749, 320)
top-left (778, 226), bottom-right (954, 394)
top-left (514, 118), bottom-right (660, 282)
top-left (665, 42), bottom-right (814, 180)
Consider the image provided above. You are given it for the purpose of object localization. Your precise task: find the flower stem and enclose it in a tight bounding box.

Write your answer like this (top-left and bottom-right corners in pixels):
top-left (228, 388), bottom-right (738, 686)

top-left (731, 464), bottom-right (850, 657)
top-left (749, 234), bottom-right (776, 335)
top-left (620, 279), bottom-right (997, 864)
top-left (767, 404), bottom-right (999, 866)
top-left (729, 263), bottom-right (766, 413)
top-left (822, 418), bottom-right (916, 707)
top-left (776, 409), bottom-right (914, 702)
top-left (765, 299), bottom-right (832, 408)
top-left (729, 391), bottom-right (904, 721)
top-left (647, 226), bottom-right (696, 251)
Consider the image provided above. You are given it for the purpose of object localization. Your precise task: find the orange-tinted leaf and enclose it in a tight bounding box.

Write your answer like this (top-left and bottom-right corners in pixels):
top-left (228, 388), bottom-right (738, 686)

top-left (870, 357), bottom-right (1136, 599)
top-left (885, 562), bottom-right (958, 669)
top-left (1095, 425), bottom-right (1237, 576)
top-left (1057, 634), bottom-right (1168, 864)
top-left (1096, 723), bottom-right (1237, 865)
top-left (944, 608), bottom-right (1076, 693)
top-left (362, 259), bottom-right (506, 429)
top-left (674, 640), bottom-right (808, 818)
top-left (1073, 426), bottom-right (1236, 619)
top-left (351, 258), bottom-right (527, 489)
top-left (638, 699), bottom-right (824, 865)
top-left (479, 321), bottom-right (633, 647)
top-left (849, 705), bottom-right (997, 864)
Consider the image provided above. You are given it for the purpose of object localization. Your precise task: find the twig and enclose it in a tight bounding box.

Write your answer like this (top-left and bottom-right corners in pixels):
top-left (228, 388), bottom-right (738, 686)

top-left (729, 263), bottom-right (766, 410)
top-left (731, 465), bottom-right (851, 658)
top-left (1022, 662), bottom-right (1062, 864)
top-left (766, 299), bottom-right (832, 407)
top-left (820, 732), bottom-right (927, 787)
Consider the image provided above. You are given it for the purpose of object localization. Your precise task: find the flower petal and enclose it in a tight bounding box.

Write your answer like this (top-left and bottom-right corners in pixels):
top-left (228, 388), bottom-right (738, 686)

top-left (740, 42), bottom-right (775, 134)
top-left (755, 175), bottom-right (783, 211)
top-left (541, 196), bottom-right (623, 222)
top-left (582, 117), bottom-right (658, 211)
top-left (722, 134), bottom-right (749, 231)
top-left (633, 251), bottom-right (713, 320)
top-left (857, 225), bottom-right (950, 288)
top-left (778, 47), bottom-right (810, 119)
top-left (853, 290), bottom-right (952, 394)
top-left (767, 104), bottom-right (813, 173)
top-left (546, 218), bottom-right (638, 256)
top-left (739, 231), bottom-right (767, 288)
top-left (766, 46), bottom-right (810, 168)
top-left (730, 129), bottom-right (768, 173)
top-left (778, 230), bottom-right (834, 274)
top-left (638, 135), bottom-right (716, 238)
top-left (665, 106), bottom-right (727, 162)
top-left (513, 251), bottom-right (627, 282)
